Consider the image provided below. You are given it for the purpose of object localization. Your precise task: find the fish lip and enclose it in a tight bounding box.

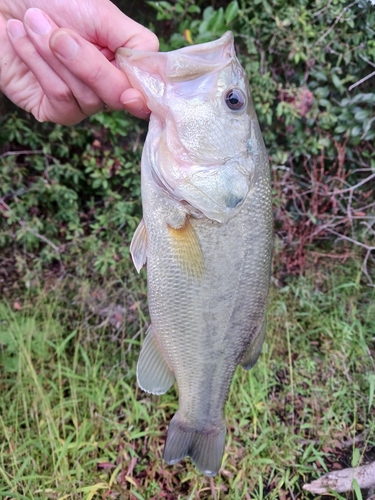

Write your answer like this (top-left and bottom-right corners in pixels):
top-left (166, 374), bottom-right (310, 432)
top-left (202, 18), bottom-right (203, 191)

top-left (115, 31), bottom-right (234, 61)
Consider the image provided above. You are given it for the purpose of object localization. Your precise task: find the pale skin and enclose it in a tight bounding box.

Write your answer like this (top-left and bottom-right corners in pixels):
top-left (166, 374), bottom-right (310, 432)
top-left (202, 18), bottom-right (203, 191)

top-left (0, 0), bottom-right (159, 125)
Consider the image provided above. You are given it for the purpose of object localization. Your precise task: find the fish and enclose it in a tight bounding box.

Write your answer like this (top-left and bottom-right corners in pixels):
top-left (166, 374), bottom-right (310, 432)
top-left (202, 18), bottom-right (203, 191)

top-left (116, 31), bottom-right (273, 477)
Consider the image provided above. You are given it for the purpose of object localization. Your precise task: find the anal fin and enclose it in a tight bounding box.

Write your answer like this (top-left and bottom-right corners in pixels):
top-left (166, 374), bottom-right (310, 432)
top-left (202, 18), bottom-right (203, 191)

top-left (137, 325), bottom-right (174, 395)
top-left (241, 316), bottom-right (266, 370)
top-left (130, 219), bottom-right (147, 273)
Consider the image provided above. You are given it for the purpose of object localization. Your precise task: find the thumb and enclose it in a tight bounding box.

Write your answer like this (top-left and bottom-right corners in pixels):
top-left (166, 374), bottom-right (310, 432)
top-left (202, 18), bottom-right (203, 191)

top-left (89, 2), bottom-right (159, 53)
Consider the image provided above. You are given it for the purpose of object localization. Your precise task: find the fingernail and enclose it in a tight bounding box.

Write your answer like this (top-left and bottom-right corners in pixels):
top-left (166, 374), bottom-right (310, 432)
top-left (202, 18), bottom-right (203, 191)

top-left (6, 20), bottom-right (27, 39)
top-left (25, 8), bottom-right (52, 35)
top-left (122, 97), bottom-right (145, 112)
top-left (122, 97), bottom-right (151, 119)
top-left (51, 33), bottom-right (79, 60)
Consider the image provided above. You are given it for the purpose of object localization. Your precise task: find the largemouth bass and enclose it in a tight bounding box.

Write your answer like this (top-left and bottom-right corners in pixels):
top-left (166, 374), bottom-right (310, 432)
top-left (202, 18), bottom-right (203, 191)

top-left (116, 31), bottom-right (273, 477)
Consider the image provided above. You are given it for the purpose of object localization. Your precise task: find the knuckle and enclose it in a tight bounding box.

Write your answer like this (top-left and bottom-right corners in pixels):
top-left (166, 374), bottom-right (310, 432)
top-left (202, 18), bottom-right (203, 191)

top-left (147, 32), bottom-right (160, 52)
top-left (80, 96), bottom-right (102, 115)
top-left (85, 65), bottom-right (105, 87)
top-left (50, 85), bottom-right (72, 103)
top-left (83, 93), bottom-right (101, 109)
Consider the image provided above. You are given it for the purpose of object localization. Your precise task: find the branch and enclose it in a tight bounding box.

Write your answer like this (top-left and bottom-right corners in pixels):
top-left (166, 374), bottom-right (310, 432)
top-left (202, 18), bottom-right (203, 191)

top-left (0, 200), bottom-right (60, 253)
top-left (0, 149), bottom-right (46, 158)
top-left (349, 55), bottom-right (375, 91)
top-left (326, 172), bottom-right (375, 195)
top-left (348, 70), bottom-right (375, 92)
top-left (326, 228), bottom-right (375, 252)
top-left (315, 1), bottom-right (357, 45)
top-left (23, 227), bottom-right (61, 253)
top-left (303, 461), bottom-right (375, 494)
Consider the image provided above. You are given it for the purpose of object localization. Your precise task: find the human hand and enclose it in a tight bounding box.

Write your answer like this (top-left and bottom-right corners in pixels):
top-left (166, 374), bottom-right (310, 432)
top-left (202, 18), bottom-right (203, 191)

top-left (0, 0), bottom-right (159, 125)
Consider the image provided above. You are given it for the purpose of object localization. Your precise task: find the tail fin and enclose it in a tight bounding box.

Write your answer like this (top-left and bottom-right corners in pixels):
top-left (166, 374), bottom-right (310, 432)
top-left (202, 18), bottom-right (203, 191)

top-left (163, 412), bottom-right (226, 477)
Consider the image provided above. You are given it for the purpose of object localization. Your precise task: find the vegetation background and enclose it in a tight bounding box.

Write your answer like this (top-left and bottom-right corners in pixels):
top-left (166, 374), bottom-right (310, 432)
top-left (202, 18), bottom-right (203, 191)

top-left (0, 0), bottom-right (374, 498)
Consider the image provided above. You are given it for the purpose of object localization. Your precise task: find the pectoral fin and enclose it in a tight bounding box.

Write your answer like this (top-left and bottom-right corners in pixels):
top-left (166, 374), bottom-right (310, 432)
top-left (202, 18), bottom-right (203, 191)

top-left (167, 218), bottom-right (204, 279)
top-left (241, 316), bottom-right (266, 370)
top-left (130, 219), bottom-right (147, 273)
top-left (137, 325), bottom-right (175, 395)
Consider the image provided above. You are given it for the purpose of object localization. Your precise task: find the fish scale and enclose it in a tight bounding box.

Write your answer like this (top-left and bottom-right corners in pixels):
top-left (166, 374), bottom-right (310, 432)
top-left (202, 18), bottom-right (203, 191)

top-left (116, 31), bottom-right (273, 477)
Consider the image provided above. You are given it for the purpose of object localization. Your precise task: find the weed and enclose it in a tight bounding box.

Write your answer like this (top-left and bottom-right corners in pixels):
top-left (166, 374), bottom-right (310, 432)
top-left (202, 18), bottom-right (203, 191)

top-left (0, 264), bottom-right (374, 498)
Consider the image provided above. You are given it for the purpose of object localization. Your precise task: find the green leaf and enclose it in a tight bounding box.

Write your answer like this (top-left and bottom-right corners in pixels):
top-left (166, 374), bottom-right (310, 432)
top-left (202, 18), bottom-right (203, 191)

top-left (187, 4), bottom-right (200, 14)
top-left (331, 73), bottom-right (345, 93)
top-left (334, 125), bottom-right (347, 134)
top-left (369, 374), bottom-right (375, 412)
top-left (175, 3), bottom-right (183, 14)
top-left (351, 125), bottom-right (362, 136)
top-left (202, 6), bottom-right (214, 22)
top-left (354, 109), bottom-right (369, 121)
top-left (209, 8), bottom-right (225, 33)
top-left (352, 479), bottom-right (363, 500)
top-left (311, 71), bottom-right (328, 82)
top-left (225, 0), bottom-right (239, 25)
top-left (351, 93), bottom-right (375, 104)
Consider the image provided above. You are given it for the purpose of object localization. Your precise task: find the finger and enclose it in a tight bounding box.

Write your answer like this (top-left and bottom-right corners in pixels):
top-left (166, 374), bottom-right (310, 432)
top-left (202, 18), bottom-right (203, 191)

top-left (49, 27), bottom-right (150, 114)
top-left (0, 14), bottom-right (17, 88)
top-left (120, 88), bottom-right (151, 120)
top-left (6, 18), bottom-right (86, 125)
top-left (52, 1), bottom-right (160, 54)
top-left (98, 9), bottom-right (159, 53)
top-left (23, 8), bottom-right (104, 117)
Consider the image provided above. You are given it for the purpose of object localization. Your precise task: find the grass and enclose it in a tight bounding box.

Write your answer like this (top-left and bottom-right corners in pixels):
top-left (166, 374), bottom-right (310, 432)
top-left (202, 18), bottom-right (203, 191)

top-left (0, 262), bottom-right (374, 499)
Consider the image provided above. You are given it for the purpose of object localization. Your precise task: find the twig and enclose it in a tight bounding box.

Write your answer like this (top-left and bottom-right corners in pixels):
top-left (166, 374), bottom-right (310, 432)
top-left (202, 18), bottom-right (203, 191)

top-left (360, 116), bottom-right (375, 140)
top-left (349, 54), bottom-right (375, 91)
top-left (315, 2), bottom-right (357, 45)
top-left (326, 172), bottom-right (375, 195)
top-left (362, 248), bottom-right (375, 286)
top-left (210, 477), bottom-right (217, 500)
top-left (359, 54), bottom-right (375, 69)
top-left (339, 433), bottom-right (366, 448)
top-left (326, 228), bottom-right (375, 252)
top-left (313, 0), bottom-right (333, 17)
top-left (309, 250), bottom-right (355, 261)
top-left (360, 201), bottom-right (375, 212)
top-left (0, 149), bottom-right (45, 158)
top-left (23, 227), bottom-right (60, 253)
top-left (0, 200), bottom-right (60, 253)
top-left (300, 432), bottom-right (369, 450)
top-left (326, 229), bottom-right (375, 285)
top-left (303, 461), bottom-right (375, 494)
top-left (348, 70), bottom-right (375, 91)
top-left (288, 486), bottom-right (296, 500)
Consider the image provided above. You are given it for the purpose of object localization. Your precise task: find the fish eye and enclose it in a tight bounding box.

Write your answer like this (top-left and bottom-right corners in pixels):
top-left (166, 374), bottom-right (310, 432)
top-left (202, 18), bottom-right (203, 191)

top-left (225, 89), bottom-right (246, 111)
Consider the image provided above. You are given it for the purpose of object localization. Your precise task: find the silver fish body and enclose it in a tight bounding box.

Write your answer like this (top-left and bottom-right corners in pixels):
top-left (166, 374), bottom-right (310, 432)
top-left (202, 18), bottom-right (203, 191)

top-left (116, 32), bottom-right (273, 477)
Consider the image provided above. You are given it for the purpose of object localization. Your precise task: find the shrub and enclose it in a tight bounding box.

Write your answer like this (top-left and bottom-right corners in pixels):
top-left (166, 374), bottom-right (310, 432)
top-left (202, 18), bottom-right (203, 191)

top-left (146, 0), bottom-right (375, 279)
top-left (0, 0), bottom-right (374, 286)
top-left (0, 111), bottom-right (144, 282)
